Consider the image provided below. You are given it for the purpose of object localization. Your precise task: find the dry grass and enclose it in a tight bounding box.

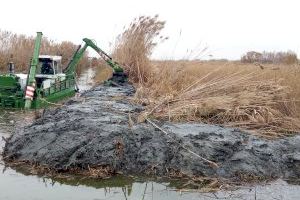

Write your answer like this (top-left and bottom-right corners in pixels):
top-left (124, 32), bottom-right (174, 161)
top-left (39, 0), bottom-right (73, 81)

top-left (136, 61), bottom-right (300, 138)
top-left (111, 16), bottom-right (300, 138)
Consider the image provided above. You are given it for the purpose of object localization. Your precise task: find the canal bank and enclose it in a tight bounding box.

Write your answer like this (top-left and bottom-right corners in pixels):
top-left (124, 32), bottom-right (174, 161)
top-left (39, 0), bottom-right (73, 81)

top-left (3, 82), bottom-right (300, 181)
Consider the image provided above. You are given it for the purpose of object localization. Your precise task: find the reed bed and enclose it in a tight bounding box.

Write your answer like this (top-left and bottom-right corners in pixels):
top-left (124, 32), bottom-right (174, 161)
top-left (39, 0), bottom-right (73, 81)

top-left (112, 16), bottom-right (300, 138)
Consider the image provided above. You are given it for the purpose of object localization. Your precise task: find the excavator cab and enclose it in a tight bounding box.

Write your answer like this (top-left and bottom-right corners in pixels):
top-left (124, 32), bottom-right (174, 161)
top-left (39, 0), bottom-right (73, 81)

top-left (35, 55), bottom-right (65, 89)
top-left (37, 55), bottom-right (62, 76)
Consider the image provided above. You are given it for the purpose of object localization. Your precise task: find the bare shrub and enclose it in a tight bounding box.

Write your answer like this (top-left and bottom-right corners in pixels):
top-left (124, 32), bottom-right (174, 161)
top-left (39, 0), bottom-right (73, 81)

top-left (241, 51), bottom-right (262, 63)
top-left (241, 51), bottom-right (298, 65)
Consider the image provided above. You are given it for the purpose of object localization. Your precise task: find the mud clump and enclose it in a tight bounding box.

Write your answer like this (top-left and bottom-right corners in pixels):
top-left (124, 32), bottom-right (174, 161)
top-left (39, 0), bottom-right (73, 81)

top-left (3, 84), bottom-right (300, 180)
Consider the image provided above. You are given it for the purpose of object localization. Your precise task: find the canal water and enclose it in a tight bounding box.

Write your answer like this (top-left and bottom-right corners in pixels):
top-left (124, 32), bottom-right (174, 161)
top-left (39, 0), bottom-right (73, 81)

top-left (0, 68), bottom-right (299, 200)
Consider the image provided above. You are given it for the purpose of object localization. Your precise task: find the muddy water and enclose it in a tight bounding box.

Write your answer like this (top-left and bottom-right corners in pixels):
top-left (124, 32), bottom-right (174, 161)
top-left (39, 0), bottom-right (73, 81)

top-left (0, 68), bottom-right (299, 200)
top-left (77, 67), bottom-right (96, 91)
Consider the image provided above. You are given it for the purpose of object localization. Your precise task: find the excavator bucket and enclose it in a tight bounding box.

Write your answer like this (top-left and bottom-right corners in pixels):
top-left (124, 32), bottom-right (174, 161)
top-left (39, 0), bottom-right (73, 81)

top-left (105, 72), bottom-right (128, 86)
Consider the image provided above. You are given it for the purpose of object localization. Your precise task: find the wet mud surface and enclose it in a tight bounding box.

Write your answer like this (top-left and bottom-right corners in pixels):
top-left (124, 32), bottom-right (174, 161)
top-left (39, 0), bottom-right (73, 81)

top-left (3, 84), bottom-right (300, 181)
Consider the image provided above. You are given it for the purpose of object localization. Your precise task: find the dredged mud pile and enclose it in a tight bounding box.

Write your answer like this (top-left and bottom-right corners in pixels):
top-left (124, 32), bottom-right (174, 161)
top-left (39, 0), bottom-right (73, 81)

top-left (3, 84), bottom-right (300, 180)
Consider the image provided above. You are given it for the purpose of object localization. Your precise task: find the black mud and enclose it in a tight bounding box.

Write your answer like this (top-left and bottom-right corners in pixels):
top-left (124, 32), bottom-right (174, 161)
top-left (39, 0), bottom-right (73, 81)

top-left (3, 84), bottom-right (300, 180)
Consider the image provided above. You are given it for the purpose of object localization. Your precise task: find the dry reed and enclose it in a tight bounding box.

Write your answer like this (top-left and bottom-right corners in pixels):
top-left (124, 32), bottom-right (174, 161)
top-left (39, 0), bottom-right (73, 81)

top-left (112, 16), bottom-right (300, 138)
top-left (112, 15), bottom-right (167, 84)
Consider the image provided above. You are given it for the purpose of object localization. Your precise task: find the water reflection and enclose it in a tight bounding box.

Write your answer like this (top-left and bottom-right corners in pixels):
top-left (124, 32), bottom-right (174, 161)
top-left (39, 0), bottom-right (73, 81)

top-left (1, 166), bottom-right (300, 200)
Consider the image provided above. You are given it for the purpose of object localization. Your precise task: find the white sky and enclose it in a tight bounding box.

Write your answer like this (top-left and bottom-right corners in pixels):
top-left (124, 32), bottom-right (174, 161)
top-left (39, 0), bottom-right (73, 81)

top-left (0, 0), bottom-right (299, 60)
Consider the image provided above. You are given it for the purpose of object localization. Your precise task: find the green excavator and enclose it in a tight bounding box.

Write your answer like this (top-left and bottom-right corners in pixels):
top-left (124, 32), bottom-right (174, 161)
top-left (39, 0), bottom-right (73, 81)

top-left (0, 32), bottom-right (127, 109)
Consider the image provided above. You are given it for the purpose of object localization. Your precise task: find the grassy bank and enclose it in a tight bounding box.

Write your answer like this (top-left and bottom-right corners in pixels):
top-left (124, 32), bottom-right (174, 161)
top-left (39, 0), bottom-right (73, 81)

top-left (109, 16), bottom-right (300, 138)
top-left (93, 60), bottom-right (300, 138)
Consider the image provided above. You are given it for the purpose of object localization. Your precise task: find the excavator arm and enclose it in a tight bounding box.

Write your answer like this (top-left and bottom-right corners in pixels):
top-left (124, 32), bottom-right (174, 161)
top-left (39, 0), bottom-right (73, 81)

top-left (64, 44), bottom-right (88, 77)
top-left (82, 38), bottom-right (124, 73)
top-left (64, 38), bottom-right (126, 83)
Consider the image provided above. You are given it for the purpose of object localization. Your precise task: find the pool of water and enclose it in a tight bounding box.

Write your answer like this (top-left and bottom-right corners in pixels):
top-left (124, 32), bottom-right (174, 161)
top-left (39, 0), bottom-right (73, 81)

top-left (0, 68), bottom-right (299, 200)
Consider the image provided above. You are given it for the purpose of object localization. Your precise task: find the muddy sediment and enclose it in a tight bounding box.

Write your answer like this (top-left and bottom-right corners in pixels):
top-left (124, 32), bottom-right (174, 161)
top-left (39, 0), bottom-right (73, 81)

top-left (3, 84), bottom-right (300, 180)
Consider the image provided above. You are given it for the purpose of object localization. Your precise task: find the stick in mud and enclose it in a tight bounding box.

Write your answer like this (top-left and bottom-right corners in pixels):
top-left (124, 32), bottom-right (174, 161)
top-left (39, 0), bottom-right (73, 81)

top-left (145, 118), bottom-right (219, 168)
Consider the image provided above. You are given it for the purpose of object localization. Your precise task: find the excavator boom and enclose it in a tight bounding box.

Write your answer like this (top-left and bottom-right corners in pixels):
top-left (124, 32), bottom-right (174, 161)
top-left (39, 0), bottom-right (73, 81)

top-left (82, 38), bottom-right (124, 73)
top-left (64, 44), bottom-right (88, 77)
top-left (64, 38), bottom-right (126, 81)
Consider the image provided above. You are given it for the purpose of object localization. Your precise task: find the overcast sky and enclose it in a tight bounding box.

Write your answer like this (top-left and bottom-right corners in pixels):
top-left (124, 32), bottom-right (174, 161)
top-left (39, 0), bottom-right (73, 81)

top-left (0, 0), bottom-right (299, 60)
